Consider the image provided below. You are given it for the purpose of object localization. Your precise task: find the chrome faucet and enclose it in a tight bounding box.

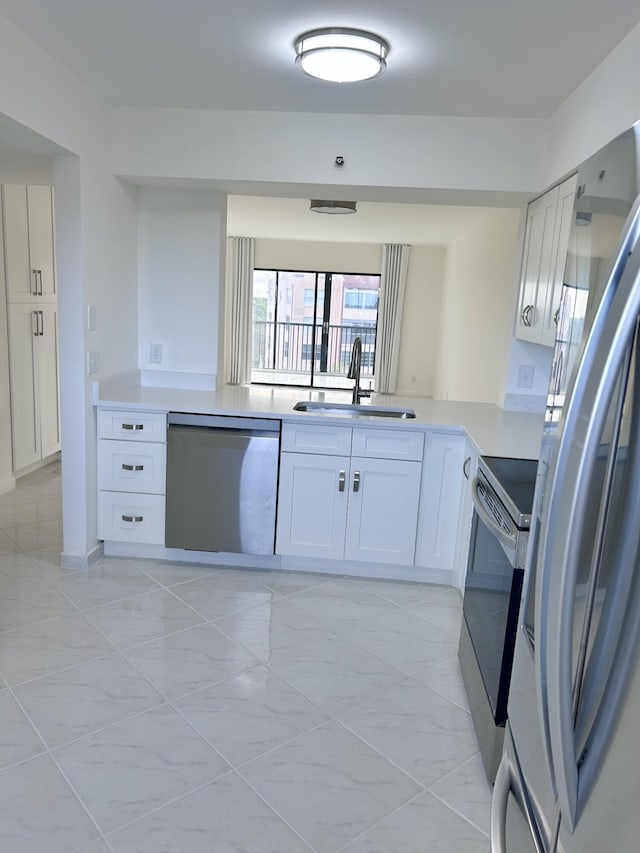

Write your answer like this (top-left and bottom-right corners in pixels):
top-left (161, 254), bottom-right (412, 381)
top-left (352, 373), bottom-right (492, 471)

top-left (347, 336), bottom-right (372, 405)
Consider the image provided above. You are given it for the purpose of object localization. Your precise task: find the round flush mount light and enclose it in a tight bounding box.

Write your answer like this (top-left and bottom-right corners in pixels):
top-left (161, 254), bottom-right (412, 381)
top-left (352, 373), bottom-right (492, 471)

top-left (310, 200), bottom-right (358, 214)
top-left (295, 28), bottom-right (389, 83)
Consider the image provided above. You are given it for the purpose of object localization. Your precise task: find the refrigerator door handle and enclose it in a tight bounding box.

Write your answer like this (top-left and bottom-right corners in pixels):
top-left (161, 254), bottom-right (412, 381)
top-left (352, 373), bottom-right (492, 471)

top-left (491, 749), bottom-right (545, 853)
top-left (491, 755), bottom-right (511, 853)
top-left (541, 215), bottom-right (640, 833)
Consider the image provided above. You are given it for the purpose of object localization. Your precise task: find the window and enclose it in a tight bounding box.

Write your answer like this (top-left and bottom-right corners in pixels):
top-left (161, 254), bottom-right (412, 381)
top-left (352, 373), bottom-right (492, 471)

top-left (251, 269), bottom-right (380, 389)
top-left (344, 289), bottom-right (379, 310)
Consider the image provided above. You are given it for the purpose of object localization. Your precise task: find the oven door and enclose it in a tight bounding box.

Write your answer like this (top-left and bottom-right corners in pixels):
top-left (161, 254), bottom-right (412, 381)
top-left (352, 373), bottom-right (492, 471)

top-left (463, 495), bottom-right (525, 724)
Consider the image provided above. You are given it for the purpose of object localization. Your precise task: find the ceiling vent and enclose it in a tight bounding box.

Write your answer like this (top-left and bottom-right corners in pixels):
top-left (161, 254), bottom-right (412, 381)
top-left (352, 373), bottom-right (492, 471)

top-left (309, 200), bottom-right (358, 214)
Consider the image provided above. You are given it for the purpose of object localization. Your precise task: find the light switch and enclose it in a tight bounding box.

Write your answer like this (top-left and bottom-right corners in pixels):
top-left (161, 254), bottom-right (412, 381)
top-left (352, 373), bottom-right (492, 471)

top-left (87, 351), bottom-right (100, 374)
top-left (87, 305), bottom-right (97, 331)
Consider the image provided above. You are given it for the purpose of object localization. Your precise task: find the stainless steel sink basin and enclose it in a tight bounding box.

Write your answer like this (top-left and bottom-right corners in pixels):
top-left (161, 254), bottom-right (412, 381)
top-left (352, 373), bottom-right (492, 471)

top-left (293, 401), bottom-right (416, 419)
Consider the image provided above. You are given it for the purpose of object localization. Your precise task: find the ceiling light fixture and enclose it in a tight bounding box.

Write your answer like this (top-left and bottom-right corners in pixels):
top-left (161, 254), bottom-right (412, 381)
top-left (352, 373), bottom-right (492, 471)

top-left (295, 28), bottom-right (389, 83)
top-left (310, 200), bottom-right (358, 215)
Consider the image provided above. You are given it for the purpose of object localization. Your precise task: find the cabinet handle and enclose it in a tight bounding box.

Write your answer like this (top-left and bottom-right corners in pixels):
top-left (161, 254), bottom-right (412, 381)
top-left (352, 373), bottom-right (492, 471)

top-left (121, 464), bottom-right (144, 471)
top-left (31, 269), bottom-right (38, 295)
top-left (38, 310), bottom-right (44, 336)
top-left (37, 270), bottom-right (43, 296)
top-left (338, 470), bottom-right (346, 492)
top-left (121, 423), bottom-right (144, 431)
top-left (32, 311), bottom-right (39, 337)
top-left (553, 307), bottom-right (560, 326)
top-left (353, 470), bottom-right (360, 492)
top-left (121, 514), bottom-right (144, 523)
top-left (521, 304), bottom-right (535, 327)
top-left (463, 456), bottom-right (472, 480)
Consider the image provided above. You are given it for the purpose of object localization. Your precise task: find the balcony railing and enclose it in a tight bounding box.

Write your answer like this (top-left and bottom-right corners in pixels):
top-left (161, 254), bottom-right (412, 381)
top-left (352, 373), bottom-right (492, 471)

top-left (252, 320), bottom-right (376, 378)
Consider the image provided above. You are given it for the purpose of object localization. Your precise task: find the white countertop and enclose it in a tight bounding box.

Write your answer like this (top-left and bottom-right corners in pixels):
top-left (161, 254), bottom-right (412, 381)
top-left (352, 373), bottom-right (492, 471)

top-left (96, 378), bottom-right (544, 460)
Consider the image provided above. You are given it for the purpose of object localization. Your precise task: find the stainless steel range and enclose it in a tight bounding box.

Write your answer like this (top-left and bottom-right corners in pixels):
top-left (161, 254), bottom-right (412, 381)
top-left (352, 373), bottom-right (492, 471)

top-left (458, 455), bottom-right (537, 782)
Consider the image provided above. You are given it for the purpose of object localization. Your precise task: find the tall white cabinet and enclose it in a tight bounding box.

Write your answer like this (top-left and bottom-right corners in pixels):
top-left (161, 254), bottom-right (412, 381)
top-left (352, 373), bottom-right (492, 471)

top-left (516, 174), bottom-right (578, 347)
top-left (1, 184), bottom-right (60, 472)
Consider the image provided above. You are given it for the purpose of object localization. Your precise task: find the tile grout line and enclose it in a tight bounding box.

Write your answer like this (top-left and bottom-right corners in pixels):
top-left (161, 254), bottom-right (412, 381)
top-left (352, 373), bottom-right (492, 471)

top-left (428, 783), bottom-right (491, 840)
top-left (1, 679), bottom-right (113, 851)
top-left (1, 490), bottom-right (489, 849)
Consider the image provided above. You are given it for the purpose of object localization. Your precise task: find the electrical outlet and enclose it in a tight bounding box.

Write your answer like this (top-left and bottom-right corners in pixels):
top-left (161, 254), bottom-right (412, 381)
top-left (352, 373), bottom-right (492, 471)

top-left (517, 364), bottom-right (535, 389)
top-left (87, 351), bottom-right (100, 375)
top-left (149, 342), bottom-right (163, 364)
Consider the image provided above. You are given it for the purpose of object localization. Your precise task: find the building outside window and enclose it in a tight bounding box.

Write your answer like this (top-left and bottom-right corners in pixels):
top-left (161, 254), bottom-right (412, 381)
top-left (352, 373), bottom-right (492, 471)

top-left (251, 269), bottom-right (380, 388)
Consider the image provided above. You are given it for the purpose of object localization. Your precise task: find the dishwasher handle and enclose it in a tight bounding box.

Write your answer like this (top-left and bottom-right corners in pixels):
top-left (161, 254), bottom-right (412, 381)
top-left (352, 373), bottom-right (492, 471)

top-left (168, 412), bottom-right (280, 433)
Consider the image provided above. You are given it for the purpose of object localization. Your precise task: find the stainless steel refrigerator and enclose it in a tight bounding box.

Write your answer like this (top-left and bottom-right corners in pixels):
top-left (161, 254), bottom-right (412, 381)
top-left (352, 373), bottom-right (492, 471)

top-left (491, 122), bottom-right (640, 852)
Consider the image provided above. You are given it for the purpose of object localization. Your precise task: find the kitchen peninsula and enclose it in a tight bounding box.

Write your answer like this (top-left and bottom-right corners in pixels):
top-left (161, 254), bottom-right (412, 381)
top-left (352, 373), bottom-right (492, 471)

top-left (95, 374), bottom-right (543, 589)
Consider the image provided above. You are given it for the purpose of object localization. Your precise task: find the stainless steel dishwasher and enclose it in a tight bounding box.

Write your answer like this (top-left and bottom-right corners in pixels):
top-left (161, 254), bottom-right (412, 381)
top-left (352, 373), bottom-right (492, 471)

top-left (165, 413), bottom-right (280, 555)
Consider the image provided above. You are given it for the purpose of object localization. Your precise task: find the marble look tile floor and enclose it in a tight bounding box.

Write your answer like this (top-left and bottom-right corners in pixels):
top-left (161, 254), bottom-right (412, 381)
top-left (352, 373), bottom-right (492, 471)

top-left (0, 462), bottom-right (492, 852)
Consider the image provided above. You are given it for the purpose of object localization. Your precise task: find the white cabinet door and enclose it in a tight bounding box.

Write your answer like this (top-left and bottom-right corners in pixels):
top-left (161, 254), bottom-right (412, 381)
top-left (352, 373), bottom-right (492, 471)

top-left (7, 304), bottom-right (40, 470)
top-left (38, 304), bottom-right (60, 458)
top-left (27, 185), bottom-right (56, 299)
top-left (516, 186), bottom-right (559, 344)
top-left (2, 185), bottom-right (36, 301)
top-left (344, 456), bottom-right (422, 566)
top-left (415, 432), bottom-right (466, 571)
top-left (541, 174), bottom-right (578, 347)
top-left (276, 452), bottom-right (349, 559)
top-left (6, 303), bottom-right (60, 471)
top-left (2, 184), bottom-right (55, 301)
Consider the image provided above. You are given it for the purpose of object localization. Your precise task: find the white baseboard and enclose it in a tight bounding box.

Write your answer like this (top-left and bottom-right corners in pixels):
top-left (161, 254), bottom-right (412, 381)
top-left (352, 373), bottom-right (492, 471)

top-left (280, 555), bottom-right (453, 585)
top-left (0, 475), bottom-right (16, 496)
top-left (101, 541), bottom-right (454, 586)
top-left (103, 541), bottom-right (281, 569)
top-left (61, 542), bottom-right (103, 571)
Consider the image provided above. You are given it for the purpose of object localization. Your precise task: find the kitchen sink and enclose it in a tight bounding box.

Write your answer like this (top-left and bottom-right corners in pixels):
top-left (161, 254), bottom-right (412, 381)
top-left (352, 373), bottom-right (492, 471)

top-left (293, 401), bottom-right (416, 419)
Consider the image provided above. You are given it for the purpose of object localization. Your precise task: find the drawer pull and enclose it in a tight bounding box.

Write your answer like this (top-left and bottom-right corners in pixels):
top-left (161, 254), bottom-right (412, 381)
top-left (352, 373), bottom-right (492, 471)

top-left (121, 464), bottom-right (144, 471)
top-left (122, 423), bottom-right (144, 431)
top-left (121, 514), bottom-right (144, 523)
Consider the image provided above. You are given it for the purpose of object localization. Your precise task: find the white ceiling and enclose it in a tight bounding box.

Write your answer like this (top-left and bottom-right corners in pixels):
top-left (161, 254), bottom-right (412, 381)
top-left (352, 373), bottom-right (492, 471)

top-left (226, 196), bottom-right (498, 246)
top-left (0, 0), bottom-right (639, 118)
top-left (1, 1), bottom-right (635, 245)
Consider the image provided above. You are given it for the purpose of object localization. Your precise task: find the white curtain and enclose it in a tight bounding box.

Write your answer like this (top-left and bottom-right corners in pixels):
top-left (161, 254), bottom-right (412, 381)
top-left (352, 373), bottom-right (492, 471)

top-left (228, 236), bottom-right (255, 385)
top-left (375, 243), bottom-right (411, 393)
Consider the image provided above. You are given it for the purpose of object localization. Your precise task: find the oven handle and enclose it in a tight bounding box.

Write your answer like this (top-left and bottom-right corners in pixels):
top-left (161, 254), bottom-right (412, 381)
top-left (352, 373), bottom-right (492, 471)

top-left (471, 477), bottom-right (517, 549)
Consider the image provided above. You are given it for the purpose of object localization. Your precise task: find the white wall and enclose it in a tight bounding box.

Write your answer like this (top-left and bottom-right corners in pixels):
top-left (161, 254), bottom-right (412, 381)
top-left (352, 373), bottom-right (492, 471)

top-left (435, 209), bottom-right (521, 404)
top-left (137, 188), bottom-right (227, 383)
top-left (0, 13), bottom-right (138, 560)
top-left (544, 21), bottom-right (640, 188)
top-left (253, 239), bottom-right (380, 276)
top-left (0, 155), bottom-right (53, 184)
top-left (114, 109), bottom-right (547, 199)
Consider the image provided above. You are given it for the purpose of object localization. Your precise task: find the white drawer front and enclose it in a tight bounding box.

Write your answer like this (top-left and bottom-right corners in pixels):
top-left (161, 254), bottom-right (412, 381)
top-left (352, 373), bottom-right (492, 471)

top-left (98, 492), bottom-right (165, 544)
top-left (98, 440), bottom-right (166, 494)
top-left (351, 428), bottom-right (424, 461)
top-left (98, 409), bottom-right (167, 443)
top-left (282, 422), bottom-right (352, 456)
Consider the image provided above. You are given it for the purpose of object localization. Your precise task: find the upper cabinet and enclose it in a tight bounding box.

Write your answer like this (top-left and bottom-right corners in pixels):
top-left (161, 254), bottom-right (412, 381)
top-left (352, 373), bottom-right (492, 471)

top-left (516, 174), bottom-right (577, 347)
top-left (2, 184), bottom-right (56, 302)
